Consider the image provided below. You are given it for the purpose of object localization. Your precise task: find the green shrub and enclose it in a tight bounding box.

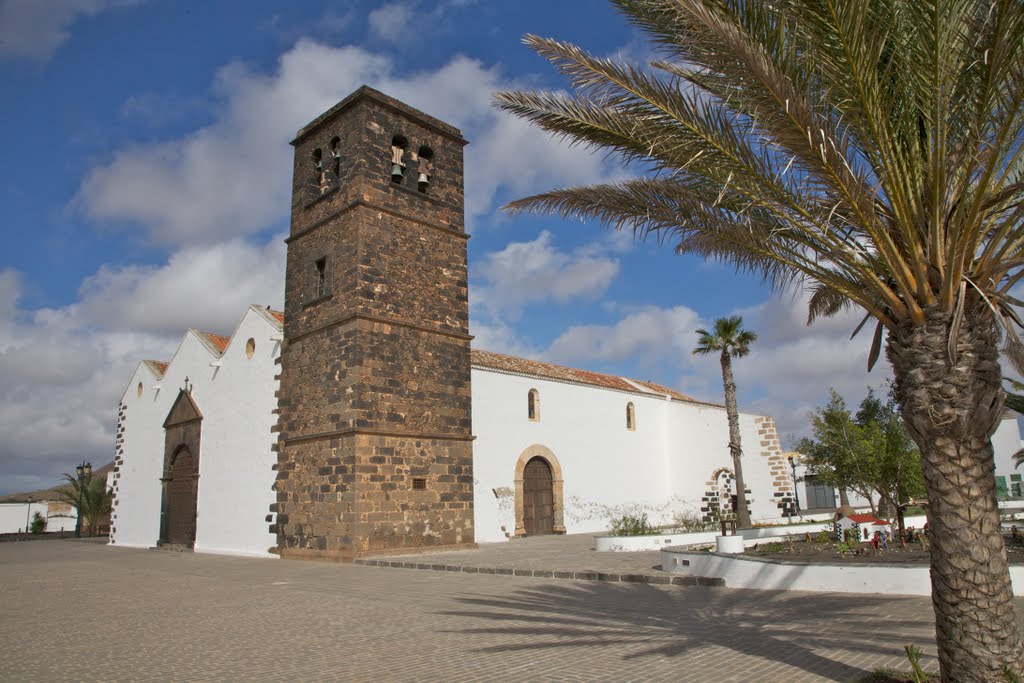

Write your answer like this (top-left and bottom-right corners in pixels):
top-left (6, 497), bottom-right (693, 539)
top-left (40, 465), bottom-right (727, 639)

top-left (904, 644), bottom-right (930, 683)
top-left (671, 510), bottom-right (719, 533)
top-left (29, 511), bottom-right (46, 534)
top-left (834, 540), bottom-right (856, 555)
top-left (815, 530), bottom-right (832, 544)
top-left (609, 512), bottom-right (658, 536)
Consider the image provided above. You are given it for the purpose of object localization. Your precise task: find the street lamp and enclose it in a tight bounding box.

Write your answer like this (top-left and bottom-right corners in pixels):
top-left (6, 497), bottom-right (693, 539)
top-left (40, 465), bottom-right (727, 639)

top-left (24, 496), bottom-right (32, 536)
top-left (74, 461), bottom-right (91, 538)
top-left (787, 455), bottom-right (801, 513)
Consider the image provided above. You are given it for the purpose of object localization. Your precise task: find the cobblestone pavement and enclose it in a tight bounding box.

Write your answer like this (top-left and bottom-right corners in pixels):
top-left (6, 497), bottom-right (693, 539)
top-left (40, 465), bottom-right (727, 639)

top-left (355, 533), bottom-right (712, 584)
top-left (3, 539), bottom-right (1021, 682)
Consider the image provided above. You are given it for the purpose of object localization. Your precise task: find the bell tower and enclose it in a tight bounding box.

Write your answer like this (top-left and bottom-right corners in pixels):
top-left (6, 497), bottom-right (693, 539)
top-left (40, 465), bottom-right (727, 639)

top-left (272, 86), bottom-right (475, 561)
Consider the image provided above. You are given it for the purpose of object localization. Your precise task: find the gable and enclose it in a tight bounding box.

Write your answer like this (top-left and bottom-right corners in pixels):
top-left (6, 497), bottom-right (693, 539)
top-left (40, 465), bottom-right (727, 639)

top-left (163, 390), bottom-right (204, 428)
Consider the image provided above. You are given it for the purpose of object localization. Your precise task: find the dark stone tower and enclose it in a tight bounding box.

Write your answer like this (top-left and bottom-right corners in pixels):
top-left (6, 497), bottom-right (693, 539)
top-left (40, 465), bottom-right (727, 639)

top-left (272, 86), bottom-right (475, 561)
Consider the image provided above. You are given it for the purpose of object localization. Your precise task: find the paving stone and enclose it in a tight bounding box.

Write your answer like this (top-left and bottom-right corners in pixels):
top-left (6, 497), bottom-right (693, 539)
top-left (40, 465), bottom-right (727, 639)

top-left (3, 538), bottom-right (1021, 682)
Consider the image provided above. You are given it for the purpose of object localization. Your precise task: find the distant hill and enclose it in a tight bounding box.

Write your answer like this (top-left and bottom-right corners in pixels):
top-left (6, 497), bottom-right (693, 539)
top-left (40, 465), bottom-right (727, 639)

top-left (0, 461), bottom-right (114, 503)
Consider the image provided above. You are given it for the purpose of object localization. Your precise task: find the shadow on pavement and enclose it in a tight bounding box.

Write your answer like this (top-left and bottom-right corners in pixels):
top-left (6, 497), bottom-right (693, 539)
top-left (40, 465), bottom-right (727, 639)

top-left (440, 580), bottom-right (933, 682)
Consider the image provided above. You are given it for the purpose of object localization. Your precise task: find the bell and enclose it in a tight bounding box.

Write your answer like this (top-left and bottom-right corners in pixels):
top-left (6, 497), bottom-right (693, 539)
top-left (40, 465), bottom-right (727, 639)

top-left (391, 164), bottom-right (404, 180)
top-left (418, 173), bottom-right (429, 190)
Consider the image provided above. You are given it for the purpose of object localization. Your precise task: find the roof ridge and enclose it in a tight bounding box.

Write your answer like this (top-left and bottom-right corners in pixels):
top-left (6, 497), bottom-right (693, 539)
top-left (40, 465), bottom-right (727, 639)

top-left (470, 348), bottom-right (715, 406)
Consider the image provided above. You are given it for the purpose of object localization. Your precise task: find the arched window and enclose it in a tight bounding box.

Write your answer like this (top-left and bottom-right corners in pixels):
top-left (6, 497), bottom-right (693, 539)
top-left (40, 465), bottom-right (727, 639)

top-left (527, 389), bottom-right (540, 421)
top-left (416, 145), bottom-right (434, 192)
top-left (390, 135), bottom-right (408, 183)
top-left (312, 148), bottom-right (326, 193)
top-left (329, 136), bottom-right (341, 179)
top-left (626, 402), bottom-right (636, 431)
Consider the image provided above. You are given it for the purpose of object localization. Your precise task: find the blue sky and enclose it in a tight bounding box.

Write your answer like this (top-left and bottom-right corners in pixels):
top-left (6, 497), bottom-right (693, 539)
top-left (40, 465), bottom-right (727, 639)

top-left (0, 0), bottom-right (890, 494)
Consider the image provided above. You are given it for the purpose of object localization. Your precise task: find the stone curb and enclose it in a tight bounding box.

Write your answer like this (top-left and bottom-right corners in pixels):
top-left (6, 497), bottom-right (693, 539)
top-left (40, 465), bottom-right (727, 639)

top-left (353, 558), bottom-right (725, 587)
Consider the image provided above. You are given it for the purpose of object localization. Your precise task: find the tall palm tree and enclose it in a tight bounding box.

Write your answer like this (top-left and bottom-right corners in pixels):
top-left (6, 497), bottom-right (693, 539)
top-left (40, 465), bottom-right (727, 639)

top-left (693, 316), bottom-right (757, 528)
top-left (493, 1), bottom-right (1024, 679)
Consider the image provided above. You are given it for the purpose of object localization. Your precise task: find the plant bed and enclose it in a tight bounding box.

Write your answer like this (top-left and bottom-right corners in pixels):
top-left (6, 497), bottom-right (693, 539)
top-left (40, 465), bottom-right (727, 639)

top-left (743, 534), bottom-right (1024, 565)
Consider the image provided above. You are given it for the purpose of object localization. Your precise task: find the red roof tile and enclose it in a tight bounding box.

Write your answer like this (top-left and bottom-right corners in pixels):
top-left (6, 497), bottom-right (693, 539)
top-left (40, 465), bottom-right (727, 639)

top-left (846, 514), bottom-right (890, 525)
top-left (268, 309), bottom-right (284, 325)
top-left (144, 360), bottom-right (169, 378)
top-left (197, 332), bottom-right (231, 353)
top-left (469, 349), bottom-right (714, 405)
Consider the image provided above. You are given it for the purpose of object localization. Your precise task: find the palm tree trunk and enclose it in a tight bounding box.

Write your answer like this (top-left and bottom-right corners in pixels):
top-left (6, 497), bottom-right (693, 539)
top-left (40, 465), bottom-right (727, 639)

top-left (887, 302), bottom-right (1023, 682)
top-left (720, 350), bottom-right (752, 528)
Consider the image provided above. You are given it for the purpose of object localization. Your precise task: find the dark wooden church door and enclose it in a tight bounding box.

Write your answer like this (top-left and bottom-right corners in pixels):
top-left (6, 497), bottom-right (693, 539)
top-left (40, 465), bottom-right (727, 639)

top-left (167, 449), bottom-right (196, 545)
top-left (523, 456), bottom-right (554, 535)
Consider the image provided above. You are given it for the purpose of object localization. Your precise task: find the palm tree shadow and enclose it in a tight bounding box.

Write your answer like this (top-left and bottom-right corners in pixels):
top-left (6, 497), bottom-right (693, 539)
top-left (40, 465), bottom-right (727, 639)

top-left (439, 581), bottom-right (937, 681)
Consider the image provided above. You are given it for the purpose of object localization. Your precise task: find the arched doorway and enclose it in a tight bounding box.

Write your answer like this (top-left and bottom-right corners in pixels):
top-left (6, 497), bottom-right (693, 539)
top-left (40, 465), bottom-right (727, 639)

top-left (523, 457), bottom-right (553, 535)
top-left (166, 447), bottom-right (197, 545)
top-left (159, 389), bottom-right (202, 548)
top-left (513, 445), bottom-right (566, 537)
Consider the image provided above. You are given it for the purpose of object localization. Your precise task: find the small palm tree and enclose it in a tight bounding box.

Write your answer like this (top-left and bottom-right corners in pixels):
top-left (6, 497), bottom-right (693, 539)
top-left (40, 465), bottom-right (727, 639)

top-left (60, 472), bottom-right (112, 536)
top-left (693, 316), bottom-right (757, 528)
top-left (494, 0), bottom-right (1024, 677)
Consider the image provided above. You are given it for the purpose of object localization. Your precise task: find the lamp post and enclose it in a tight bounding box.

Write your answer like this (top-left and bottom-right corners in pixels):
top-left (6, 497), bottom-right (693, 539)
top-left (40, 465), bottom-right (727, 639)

top-left (787, 455), bottom-right (801, 513)
top-left (74, 461), bottom-right (91, 538)
top-left (24, 496), bottom-right (32, 535)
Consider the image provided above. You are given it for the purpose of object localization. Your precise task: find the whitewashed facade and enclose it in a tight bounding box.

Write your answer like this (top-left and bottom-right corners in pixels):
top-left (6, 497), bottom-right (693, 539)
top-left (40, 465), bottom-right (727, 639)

top-left (110, 308), bottom-right (797, 555)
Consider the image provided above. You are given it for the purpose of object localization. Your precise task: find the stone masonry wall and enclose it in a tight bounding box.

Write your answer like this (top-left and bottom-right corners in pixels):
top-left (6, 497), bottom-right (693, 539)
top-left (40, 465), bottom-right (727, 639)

top-left (272, 87), bottom-right (474, 561)
top-left (109, 400), bottom-right (126, 543)
top-left (756, 416), bottom-right (797, 515)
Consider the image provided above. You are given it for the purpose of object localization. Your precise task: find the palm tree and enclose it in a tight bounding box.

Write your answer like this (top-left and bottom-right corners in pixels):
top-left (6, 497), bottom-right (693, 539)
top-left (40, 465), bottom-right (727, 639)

top-left (60, 472), bottom-right (113, 536)
top-left (693, 316), bottom-right (756, 528)
top-left (493, 1), bottom-right (1024, 678)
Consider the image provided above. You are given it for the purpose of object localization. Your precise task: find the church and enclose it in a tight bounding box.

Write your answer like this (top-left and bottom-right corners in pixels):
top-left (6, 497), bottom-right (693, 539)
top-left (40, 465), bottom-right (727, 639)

top-left (108, 87), bottom-right (798, 560)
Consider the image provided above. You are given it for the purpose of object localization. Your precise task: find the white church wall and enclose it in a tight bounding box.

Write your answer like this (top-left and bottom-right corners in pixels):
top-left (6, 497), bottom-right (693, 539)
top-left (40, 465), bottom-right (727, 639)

top-left (471, 368), bottom-right (673, 543)
top-left (111, 362), bottom-right (173, 548)
top-left (665, 405), bottom-right (781, 522)
top-left (192, 310), bottom-right (279, 558)
top-left (111, 308), bottom-right (280, 556)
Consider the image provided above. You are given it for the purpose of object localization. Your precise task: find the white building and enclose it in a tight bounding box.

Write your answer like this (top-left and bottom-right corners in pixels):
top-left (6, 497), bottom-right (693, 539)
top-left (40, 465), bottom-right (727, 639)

top-left (109, 306), bottom-right (798, 556)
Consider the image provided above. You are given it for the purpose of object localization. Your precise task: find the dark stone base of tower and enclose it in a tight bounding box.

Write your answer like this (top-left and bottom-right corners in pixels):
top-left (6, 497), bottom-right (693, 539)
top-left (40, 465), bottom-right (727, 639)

top-left (271, 87), bottom-right (475, 561)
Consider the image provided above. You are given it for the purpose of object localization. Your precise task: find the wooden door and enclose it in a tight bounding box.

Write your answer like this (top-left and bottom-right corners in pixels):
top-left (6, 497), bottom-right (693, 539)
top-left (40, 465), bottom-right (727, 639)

top-left (523, 457), bottom-right (553, 535)
top-left (167, 450), bottom-right (196, 545)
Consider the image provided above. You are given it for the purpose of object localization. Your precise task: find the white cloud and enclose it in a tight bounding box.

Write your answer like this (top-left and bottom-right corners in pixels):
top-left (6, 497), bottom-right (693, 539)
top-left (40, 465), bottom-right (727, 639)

top-left (0, 235), bottom-right (284, 495)
top-left (75, 236), bottom-right (285, 335)
top-left (723, 292), bottom-right (891, 440)
top-left (473, 230), bottom-right (621, 318)
top-left (544, 305), bottom-right (702, 366)
top-left (367, 2), bottom-right (415, 44)
top-left (76, 39), bottom-right (622, 247)
top-left (0, 0), bottom-right (142, 62)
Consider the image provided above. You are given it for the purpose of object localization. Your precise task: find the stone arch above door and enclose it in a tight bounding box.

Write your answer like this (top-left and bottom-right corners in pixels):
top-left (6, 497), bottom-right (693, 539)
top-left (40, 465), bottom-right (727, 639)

top-left (159, 389), bottom-right (202, 548)
top-left (513, 445), bottom-right (566, 537)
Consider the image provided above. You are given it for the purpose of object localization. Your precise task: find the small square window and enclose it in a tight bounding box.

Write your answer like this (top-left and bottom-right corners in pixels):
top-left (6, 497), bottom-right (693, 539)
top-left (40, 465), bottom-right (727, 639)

top-left (412, 478), bottom-right (427, 490)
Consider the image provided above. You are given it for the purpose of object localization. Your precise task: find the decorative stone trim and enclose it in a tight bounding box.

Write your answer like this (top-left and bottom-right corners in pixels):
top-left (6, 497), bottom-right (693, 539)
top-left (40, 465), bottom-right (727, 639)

top-left (513, 444), bottom-right (566, 537)
top-left (755, 416), bottom-right (796, 515)
top-left (109, 400), bottom-right (127, 543)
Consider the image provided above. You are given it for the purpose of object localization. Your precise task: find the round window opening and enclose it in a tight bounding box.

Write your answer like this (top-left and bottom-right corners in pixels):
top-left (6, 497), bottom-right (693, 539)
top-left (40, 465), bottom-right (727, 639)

top-left (137, 382), bottom-right (143, 398)
top-left (245, 338), bottom-right (256, 359)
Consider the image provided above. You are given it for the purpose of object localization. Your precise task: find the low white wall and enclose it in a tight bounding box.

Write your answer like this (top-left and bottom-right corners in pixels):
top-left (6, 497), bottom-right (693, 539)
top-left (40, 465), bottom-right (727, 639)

top-left (661, 548), bottom-right (1024, 596)
top-left (596, 522), bottom-right (833, 552)
top-left (0, 502), bottom-right (76, 534)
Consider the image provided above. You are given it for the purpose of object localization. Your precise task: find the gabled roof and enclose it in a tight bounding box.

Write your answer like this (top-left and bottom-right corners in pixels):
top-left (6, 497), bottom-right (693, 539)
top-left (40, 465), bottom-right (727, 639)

top-left (469, 349), bottom-right (717, 406)
top-left (194, 331), bottom-right (231, 354)
top-left (845, 514), bottom-right (890, 526)
top-left (143, 360), bottom-right (169, 379)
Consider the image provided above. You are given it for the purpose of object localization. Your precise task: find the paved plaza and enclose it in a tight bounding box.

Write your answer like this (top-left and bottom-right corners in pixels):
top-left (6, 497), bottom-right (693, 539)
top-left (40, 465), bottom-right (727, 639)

top-left (3, 538), bottom-right (1022, 682)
